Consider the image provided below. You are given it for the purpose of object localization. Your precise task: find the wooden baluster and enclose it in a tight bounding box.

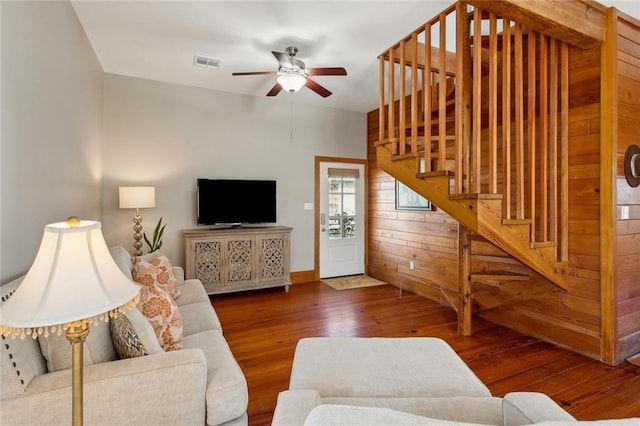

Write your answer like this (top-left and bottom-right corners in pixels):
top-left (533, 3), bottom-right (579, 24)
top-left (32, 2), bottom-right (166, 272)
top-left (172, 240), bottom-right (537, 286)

top-left (425, 24), bottom-right (433, 173)
top-left (502, 20), bottom-right (512, 219)
top-left (439, 12), bottom-right (447, 171)
top-left (540, 34), bottom-right (549, 242)
top-left (455, 2), bottom-right (465, 193)
top-left (489, 13), bottom-right (498, 194)
top-left (379, 56), bottom-right (386, 143)
top-left (411, 32), bottom-right (419, 156)
top-left (560, 42), bottom-right (569, 262)
top-left (527, 30), bottom-right (536, 242)
top-left (549, 38), bottom-right (558, 248)
top-left (472, 7), bottom-right (482, 193)
top-left (399, 40), bottom-right (406, 155)
top-left (514, 24), bottom-right (525, 219)
top-left (388, 48), bottom-right (396, 154)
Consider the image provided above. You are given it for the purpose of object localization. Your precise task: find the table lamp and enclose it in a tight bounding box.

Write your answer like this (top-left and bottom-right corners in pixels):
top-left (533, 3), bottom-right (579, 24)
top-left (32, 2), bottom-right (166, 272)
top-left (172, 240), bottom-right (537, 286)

top-left (0, 217), bottom-right (140, 426)
top-left (119, 186), bottom-right (155, 256)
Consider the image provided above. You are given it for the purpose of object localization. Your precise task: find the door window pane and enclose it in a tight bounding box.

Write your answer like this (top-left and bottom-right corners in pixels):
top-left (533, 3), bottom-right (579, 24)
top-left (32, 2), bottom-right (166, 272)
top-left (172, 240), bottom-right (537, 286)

top-left (327, 177), bottom-right (357, 240)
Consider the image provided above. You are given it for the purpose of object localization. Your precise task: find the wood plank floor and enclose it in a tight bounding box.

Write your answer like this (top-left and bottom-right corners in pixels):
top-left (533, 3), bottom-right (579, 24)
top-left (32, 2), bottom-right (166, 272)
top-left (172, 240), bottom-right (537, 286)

top-left (211, 282), bottom-right (640, 426)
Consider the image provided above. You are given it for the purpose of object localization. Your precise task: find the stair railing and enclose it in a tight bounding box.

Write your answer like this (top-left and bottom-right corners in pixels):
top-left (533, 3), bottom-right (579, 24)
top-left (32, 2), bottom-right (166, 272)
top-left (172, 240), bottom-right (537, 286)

top-left (377, 1), bottom-right (569, 262)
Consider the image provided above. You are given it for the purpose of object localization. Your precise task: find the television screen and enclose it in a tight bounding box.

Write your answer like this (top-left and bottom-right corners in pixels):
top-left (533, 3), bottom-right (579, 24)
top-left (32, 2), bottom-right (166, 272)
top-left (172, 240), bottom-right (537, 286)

top-left (197, 178), bottom-right (276, 225)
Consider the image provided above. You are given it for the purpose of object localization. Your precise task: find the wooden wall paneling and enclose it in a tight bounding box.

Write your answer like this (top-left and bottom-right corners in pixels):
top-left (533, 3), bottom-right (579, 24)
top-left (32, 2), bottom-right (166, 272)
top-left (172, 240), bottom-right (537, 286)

top-left (616, 20), bottom-right (640, 336)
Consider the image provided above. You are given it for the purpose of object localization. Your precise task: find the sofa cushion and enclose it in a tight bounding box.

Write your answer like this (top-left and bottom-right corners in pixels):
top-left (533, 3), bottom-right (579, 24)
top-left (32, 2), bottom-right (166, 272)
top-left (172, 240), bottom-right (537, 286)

top-left (132, 251), bottom-right (180, 299)
top-left (38, 321), bottom-right (117, 372)
top-left (180, 302), bottom-right (223, 337)
top-left (503, 392), bottom-right (576, 425)
top-left (175, 279), bottom-right (211, 307)
top-left (303, 405), bottom-right (492, 426)
top-left (321, 396), bottom-right (503, 425)
top-left (290, 337), bottom-right (491, 398)
top-left (137, 282), bottom-right (184, 351)
top-left (183, 330), bottom-right (248, 425)
top-left (1, 277), bottom-right (48, 397)
top-left (109, 245), bottom-right (134, 280)
top-left (110, 307), bottom-right (163, 359)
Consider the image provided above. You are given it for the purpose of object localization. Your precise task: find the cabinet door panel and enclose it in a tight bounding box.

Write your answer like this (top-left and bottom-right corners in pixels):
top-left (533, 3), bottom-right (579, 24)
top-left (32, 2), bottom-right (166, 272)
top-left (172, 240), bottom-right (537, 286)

top-left (259, 236), bottom-right (287, 281)
top-left (226, 238), bottom-right (255, 284)
top-left (194, 240), bottom-right (224, 292)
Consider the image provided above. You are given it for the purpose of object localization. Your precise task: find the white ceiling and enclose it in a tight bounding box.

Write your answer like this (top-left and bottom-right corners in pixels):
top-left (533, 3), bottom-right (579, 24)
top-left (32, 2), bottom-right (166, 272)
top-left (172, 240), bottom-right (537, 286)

top-left (71, 0), bottom-right (639, 114)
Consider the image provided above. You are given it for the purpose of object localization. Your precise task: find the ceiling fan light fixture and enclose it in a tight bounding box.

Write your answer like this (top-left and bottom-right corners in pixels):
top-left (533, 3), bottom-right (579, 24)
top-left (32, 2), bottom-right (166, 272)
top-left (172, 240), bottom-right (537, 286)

top-left (277, 69), bottom-right (307, 93)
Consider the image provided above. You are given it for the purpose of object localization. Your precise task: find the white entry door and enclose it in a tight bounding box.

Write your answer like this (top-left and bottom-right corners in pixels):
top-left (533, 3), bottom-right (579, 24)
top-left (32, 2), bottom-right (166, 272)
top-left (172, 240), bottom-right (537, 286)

top-left (319, 161), bottom-right (365, 278)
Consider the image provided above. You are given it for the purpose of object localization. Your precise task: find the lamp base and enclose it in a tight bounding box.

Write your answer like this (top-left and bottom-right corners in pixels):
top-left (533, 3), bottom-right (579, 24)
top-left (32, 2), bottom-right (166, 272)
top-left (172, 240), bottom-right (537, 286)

top-left (132, 214), bottom-right (143, 256)
top-left (66, 320), bottom-right (89, 426)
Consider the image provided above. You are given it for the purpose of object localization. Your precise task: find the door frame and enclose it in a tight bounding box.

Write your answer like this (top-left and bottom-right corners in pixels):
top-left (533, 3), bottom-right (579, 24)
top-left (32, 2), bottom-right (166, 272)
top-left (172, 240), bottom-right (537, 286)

top-left (314, 156), bottom-right (368, 281)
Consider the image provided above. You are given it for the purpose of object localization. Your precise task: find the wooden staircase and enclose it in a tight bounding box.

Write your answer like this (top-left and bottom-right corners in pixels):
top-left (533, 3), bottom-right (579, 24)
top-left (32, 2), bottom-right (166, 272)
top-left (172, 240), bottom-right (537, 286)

top-left (375, 1), bottom-right (570, 335)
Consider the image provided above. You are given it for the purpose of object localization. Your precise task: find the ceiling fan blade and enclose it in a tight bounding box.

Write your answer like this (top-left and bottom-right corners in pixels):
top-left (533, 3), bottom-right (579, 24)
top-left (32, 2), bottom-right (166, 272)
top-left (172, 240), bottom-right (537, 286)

top-left (232, 71), bottom-right (277, 76)
top-left (272, 51), bottom-right (292, 67)
top-left (306, 67), bottom-right (347, 76)
top-left (305, 78), bottom-right (332, 98)
top-left (266, 83), bottom-right (283, 97)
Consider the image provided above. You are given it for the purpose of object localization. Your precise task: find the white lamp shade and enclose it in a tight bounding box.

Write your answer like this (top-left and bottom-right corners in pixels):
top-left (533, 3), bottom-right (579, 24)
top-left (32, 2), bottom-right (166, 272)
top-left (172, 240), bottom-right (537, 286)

top-left (119, 186), bottom-right (155, 209)
top-left (0, 220), bottom-right (139, 330)
top-left (277, 72), bottom-right (307, 93)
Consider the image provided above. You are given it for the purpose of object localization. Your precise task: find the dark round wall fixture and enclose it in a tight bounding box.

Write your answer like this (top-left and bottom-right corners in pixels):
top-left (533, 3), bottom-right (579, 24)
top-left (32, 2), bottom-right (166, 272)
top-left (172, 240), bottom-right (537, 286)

top-left (625, 144), bottom-right (640, 188)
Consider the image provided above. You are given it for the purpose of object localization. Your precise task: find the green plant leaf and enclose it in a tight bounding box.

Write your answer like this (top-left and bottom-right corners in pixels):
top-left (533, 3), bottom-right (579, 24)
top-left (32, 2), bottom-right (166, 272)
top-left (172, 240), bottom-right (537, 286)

top-left (144, 217), bottom-right (167, 253)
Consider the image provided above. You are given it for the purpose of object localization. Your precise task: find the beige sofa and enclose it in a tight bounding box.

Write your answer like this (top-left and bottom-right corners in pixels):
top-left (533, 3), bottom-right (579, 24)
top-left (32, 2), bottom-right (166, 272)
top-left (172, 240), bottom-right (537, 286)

top-left (272, 337), bottom-right (638, 426)
top-left (0, 246), bottom-right (248, 426)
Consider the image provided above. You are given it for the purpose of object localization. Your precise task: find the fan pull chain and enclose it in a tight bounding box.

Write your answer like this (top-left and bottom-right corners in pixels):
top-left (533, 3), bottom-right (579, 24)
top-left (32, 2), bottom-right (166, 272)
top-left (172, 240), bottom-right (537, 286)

top-left (290, 95), bottom-right (294, 144)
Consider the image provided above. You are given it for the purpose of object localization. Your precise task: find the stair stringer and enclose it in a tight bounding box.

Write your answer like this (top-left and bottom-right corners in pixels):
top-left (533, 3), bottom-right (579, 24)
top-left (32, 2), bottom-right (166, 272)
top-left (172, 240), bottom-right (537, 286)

top-left (376, 144), bottom-right (569, 291)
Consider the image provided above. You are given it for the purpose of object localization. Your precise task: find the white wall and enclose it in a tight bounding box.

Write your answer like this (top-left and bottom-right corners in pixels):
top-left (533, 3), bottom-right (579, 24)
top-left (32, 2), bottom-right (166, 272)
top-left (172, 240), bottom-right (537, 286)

top-left (101, 74), bottom-right (366, 271)
top-left (1, 1), bottom-right (104, 283)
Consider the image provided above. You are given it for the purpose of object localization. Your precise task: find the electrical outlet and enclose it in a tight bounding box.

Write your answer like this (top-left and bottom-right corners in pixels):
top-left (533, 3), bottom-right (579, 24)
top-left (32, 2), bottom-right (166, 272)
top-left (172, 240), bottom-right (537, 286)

top-left (409, 261), bottom-right (415, 270)
top-left (621, 206), bottom-right (630, 220)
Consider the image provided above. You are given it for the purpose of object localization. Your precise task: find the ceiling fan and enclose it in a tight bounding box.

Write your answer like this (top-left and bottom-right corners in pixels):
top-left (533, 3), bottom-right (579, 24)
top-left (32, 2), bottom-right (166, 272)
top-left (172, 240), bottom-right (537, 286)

top-left (232, 46), bottom-right (347, 98)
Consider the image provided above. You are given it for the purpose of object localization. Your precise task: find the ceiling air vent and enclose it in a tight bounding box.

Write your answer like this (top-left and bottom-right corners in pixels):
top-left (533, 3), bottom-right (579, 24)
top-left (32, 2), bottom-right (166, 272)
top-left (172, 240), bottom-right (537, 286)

top-left (193, 55), bottom-right (220, 70)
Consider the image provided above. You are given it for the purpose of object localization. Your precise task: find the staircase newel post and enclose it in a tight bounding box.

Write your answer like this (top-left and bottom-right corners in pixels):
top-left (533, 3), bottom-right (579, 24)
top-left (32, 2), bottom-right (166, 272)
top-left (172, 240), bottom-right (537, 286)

top-left (458, 224), bottom-right (473, 336)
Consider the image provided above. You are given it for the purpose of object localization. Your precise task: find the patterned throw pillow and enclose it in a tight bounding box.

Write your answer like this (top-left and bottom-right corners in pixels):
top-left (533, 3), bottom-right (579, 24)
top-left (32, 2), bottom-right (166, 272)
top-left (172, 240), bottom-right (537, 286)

top-left (133, 258), bottom-right (184, 352)
top-left (132, 252), bottom-right (180, 300)
top-left (110, 307), bottom-right (163, 359)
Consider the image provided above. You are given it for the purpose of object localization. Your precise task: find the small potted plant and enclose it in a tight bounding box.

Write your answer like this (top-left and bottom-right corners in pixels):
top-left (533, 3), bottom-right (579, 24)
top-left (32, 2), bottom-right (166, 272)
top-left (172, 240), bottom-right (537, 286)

top-left (144, 217), bottom-right (167, 253)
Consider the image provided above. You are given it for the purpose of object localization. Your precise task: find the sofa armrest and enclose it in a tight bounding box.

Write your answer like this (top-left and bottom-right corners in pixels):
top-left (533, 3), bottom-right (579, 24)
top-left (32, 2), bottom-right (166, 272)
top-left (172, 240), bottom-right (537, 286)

top-left (502, 392), bottom-right (575, 425)
top-left (272, 390), bottom-right (321, 426)
top-left (173, 265), bottom-right (185, 285)
top-left (1, 349), bottom-right (207, 425)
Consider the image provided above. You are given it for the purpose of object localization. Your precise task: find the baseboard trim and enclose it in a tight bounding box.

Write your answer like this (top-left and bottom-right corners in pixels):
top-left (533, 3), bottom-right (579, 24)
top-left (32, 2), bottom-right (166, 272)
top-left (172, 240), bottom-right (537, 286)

top-left (290, 270), bottom-right (316, 284)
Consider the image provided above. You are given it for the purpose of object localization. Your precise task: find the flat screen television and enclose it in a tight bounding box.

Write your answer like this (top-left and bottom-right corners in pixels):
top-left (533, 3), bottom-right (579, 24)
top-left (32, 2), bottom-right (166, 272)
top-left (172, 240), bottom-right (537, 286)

top-left (197, 178), bottom-right (277, 226)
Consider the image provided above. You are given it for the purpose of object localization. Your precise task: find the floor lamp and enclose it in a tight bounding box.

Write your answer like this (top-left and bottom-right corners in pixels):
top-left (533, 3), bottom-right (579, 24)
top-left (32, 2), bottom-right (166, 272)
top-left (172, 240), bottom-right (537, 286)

top-left (119, 186), bottom-right (155, 256)
top-left (0, 217), bottom-right (140, 426)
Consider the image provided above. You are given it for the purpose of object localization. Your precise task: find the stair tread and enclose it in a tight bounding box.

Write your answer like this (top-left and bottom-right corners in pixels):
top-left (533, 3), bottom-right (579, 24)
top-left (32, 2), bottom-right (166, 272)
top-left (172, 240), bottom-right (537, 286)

top-left (473, 279), bottom-right (559, 311)
top-left (416, 170), bottom-right (455, 178)
top-left (449, 193), bottom-right (503, 200)
top-left (531, 241), bottom-right (557, 248)
top-left (503, 218), bottom-right (532, 225)
top-left (440, 288), bottom-right (460, 313)
top-left (471, 270), bottom-right (530, 281)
